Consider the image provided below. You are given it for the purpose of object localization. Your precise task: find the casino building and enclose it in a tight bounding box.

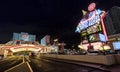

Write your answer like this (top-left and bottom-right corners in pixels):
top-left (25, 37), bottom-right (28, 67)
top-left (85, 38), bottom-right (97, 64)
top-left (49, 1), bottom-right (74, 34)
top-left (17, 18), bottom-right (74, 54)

top-left (76, 3), bottom-right (120, 52)
top-left (104, 6), bottom-right (120, 51)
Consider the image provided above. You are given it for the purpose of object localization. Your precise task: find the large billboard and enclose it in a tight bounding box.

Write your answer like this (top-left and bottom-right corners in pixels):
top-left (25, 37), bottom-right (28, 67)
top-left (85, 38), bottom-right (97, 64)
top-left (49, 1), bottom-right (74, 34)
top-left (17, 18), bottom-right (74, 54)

top-left (75, 3), bottom-right (108, 42)
top-left (21, 32), bottom-right (29, 41)
top-left (75, 9), bottom-right (104, 34)
top-left (13, 33), bottom-right (21, 41)
top-left (13, 32), bottom-right (36, 41)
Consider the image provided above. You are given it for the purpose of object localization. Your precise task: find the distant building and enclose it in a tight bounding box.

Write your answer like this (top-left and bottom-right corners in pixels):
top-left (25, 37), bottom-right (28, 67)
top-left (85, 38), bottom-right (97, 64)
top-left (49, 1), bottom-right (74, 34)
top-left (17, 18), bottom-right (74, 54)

top-left (101, 6), bottom-right (120, 51)
top-left (40, 35), bottom-right (50, 46)
top-left (104, 6), bottom-right (120, 36)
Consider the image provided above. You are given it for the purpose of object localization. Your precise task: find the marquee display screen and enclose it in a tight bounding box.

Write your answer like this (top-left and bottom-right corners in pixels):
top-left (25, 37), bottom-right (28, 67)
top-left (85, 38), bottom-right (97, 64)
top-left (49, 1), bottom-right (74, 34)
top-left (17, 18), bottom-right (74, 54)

top-left (81, 23), bottom-right (102, 37)
top-left (89, 34), bottom-right (100, 42)
top-left (87, 23), bottom-right (102, 34)
top-left (99, 33), bottom-right (106, 42)
top-left (113, 42), bottom-right (120, 50)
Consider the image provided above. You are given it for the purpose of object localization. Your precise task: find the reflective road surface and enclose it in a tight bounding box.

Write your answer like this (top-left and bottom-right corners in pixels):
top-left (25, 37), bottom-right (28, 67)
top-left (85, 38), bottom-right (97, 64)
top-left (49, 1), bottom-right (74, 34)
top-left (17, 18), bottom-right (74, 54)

top-left (0, 56), bottom-right (109, 72)
top-left (29, 57), bottom-right (106, 72)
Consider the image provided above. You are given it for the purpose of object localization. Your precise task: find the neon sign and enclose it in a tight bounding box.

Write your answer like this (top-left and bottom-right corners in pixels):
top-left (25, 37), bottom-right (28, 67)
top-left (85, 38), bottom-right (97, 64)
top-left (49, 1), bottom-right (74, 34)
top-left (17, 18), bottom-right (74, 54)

top-left (75, 2), bottom-right (108, 41)
top-left (113, 42), bottom-right (120, 50)
top-left (76, 9), bottom-right (103, 33)
top-left (87, 23), bottom-right (102, 34)
top-left (88, 3), bottom-right (96, 11)
top-left (89, 34), bottom-right (99, 42)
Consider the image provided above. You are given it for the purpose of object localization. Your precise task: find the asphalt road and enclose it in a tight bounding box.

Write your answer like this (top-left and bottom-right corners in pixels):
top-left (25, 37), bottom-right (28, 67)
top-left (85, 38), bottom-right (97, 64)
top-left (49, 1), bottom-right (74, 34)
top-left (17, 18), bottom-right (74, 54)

top-left (29, 56), bottom-right (105, 72)
top-left (0, 56), bottom-right (109, 72)
top-left (0, 56), bottom-right (22, 72)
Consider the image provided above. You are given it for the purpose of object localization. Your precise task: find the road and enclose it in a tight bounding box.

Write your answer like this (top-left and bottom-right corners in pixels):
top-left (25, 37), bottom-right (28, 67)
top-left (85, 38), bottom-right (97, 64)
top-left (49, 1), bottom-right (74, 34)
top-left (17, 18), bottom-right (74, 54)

top-left (0, 56), bottom-right (22, 72)
top-left (0, 56), bottom-right (109, 72)
top-left (29, 56), bottom-right (106, 72)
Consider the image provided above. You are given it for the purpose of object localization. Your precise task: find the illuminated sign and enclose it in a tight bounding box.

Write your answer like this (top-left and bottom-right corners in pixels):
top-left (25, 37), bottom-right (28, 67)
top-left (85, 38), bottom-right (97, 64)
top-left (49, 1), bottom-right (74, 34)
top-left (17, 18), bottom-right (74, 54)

top-left (80, 42), bottom-right (102, 51)
top-left (81, 23), bottom-right (102, 37)
top-left (9, 44), bottom-right (42, 52)
top-left (117, 38), bottom-right (120, 41)
top-left (113, 42), bottom-right (120, 50)
top-left (76, 9), bottom-right (102, 32)
top-left (88, 3), bottom-right (96, 11)
top-left (13, 32), bottom-right (36, 41)
top-left (75, 2), bottom-right (108, 41)
top-left (99, 33), bottom-right (106, 42)
top-left (82, 40), bottom-right (88, 44)
top-left (81, 29), bottom-right (87, 37)
top-left (87, 23), bottom-right (102, 34)
top-left (21, 44), bottom-right (35, 47)
top-left (21, 33), bottom-right (29, 41)
top-left (89, 34), bottom-right (99, 42)
top-left (109, 38), bottom-right (116, 41)
top-left (10, 47), bottom-right (41, 52)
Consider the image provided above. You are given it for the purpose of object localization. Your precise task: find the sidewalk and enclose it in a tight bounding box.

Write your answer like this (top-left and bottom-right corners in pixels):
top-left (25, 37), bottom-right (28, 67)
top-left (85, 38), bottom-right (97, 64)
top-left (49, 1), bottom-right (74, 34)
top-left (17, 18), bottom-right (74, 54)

top-left (108, 65), bottom-right (120, 72)
top-left (42, 57), bottom-right (120, 72)
top-left (72, 62), bottom-right (120, 72)
top-left (75, 62), bottom-right (120, 72)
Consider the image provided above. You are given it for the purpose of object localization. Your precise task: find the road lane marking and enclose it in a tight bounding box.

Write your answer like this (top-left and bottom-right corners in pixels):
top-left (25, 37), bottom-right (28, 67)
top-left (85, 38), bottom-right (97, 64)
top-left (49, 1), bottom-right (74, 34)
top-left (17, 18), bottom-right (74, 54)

top-left (4, 62), bottom-right (24, 72)
top-left (23, 56), bottom-right (25, 63)
top-left (25, 56), bottom-right (31, 62)
top-left (26, 62), bottom-right (33, 72)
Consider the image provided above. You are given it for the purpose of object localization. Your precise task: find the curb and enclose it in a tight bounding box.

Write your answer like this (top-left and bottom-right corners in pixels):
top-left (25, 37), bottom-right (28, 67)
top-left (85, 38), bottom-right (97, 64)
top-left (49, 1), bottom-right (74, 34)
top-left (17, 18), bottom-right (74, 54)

top-left (42, 57), bottom-right (111, 72)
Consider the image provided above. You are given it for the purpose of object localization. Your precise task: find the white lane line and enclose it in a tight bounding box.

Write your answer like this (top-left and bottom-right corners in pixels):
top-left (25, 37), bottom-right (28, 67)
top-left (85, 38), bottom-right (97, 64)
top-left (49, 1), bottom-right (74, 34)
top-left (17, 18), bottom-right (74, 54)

top-left (23, 56), bottom-right (25, 63)
top-left (4, 62), bottom-right (24, 72)
top-left (26, 62), bottom-right (33, 72)
top-left (25, 56), bottom-right (31, 62)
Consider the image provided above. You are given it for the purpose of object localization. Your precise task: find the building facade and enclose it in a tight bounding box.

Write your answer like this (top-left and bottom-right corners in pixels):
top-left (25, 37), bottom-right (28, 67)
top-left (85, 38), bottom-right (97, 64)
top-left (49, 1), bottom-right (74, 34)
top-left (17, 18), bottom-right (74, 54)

top-left (13, 32), bottom-right (36, 41)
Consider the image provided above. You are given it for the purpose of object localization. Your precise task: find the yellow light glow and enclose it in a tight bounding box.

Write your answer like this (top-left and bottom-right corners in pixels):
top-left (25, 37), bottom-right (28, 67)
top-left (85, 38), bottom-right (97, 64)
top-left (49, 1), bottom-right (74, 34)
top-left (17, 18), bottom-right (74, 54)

top-left (79, 42), bottom-right (103, 51)
top-left (10, 47), bottom-right (41, 53)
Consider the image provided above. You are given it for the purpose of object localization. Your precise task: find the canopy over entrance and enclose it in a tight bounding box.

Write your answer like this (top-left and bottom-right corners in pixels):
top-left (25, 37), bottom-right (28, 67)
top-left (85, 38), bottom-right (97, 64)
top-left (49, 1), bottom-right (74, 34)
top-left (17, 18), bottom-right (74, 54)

top-left (2, 44), bottom-right (44, 53)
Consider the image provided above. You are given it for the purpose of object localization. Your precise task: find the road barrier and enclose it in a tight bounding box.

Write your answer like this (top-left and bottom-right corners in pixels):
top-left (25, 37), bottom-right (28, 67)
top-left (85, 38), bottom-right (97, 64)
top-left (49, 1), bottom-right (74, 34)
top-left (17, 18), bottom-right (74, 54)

top-left (41, 54), bottom-right (116, 65)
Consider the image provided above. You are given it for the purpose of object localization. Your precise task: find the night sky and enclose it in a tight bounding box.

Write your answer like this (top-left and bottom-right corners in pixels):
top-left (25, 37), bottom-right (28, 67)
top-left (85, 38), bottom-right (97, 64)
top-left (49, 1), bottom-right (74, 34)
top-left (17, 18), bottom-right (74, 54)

top-left (0, 0), bottom-right (120, 47)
